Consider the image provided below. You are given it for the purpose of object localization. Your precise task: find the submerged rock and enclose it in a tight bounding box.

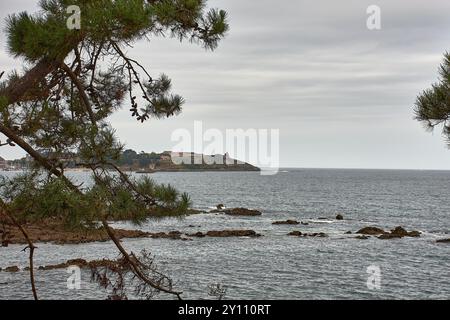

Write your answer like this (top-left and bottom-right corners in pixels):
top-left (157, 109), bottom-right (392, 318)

top-left (310, 232), bottom-right (328, 238)
top-left (205, 230), bottom-right (261, 237)
top-left (272, 220), bottom-right (300, 225)
top-left (186, 209), bottom-right (205, 215)
top-left (187, 230), bottom-right (261, 238)
top-left (436, 238), bottom-right (450, 243)
top-left (378, 233), bottom-right (401, 240)
top-left (336, 214), bottom-right (344, 220)
top-left (288, 231), bottom-right (327, 238)
top-left (222, 208), bottom-right (262, 216)
top-left (355, 235), bottom-right (370, 240)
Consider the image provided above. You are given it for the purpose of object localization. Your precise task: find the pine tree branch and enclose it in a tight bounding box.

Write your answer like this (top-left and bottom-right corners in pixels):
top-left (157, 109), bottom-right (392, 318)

top-left (0, 59), bottom-right (61, 106)
top-left (0, 123), bottom-right (80, 192)
top-left (106, 162), bottom-right (157, 206)
top-left (60, 63), bottom-right (97, 126)
top-left (0, 201), bottom-right (38, 301)
top-left (101, 218), bottom-right (183, 300)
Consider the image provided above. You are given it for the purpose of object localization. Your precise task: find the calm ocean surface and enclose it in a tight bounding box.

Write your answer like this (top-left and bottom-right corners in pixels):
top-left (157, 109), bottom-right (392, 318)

top-left (1, 169), bottom-right (450, 300)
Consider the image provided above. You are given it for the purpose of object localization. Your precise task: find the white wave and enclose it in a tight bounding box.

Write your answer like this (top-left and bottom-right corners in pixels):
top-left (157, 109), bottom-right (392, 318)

top-left (308, 219), bottom-right (334, 224)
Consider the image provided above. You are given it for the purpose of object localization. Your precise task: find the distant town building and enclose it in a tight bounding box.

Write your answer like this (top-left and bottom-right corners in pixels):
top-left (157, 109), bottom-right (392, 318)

top-left (161, 151), bottom-right (172, 161)
top-left (0, 156), bottom-right (7, 169)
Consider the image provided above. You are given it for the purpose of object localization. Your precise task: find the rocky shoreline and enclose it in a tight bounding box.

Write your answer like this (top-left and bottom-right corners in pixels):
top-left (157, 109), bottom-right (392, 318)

top-left (1, 205), bottom-right (449, 248)
top-left (0, 218), bottom-right (153, 246)
top-left (0, 258), bottom-right (125, 273)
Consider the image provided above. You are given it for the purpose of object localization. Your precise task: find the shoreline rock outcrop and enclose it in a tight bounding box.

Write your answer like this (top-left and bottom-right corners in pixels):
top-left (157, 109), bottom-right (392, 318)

top-left (356, 226), bottom-right (421, 239)
top-left (150, 231), bottom-right (191, 241)
top-left (1, 258), bottom-right (131, 273)
top-left (1, 220), bottom-right (153, 245)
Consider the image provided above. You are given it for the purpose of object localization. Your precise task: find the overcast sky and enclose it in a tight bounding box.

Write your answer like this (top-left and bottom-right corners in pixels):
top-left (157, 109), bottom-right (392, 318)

top-left (1, 0), bottom-right (450, 169)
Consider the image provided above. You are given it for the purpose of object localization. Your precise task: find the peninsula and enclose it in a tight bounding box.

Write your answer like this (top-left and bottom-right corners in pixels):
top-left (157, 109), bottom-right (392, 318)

top-left (2, 150), bottom-right (260, 173)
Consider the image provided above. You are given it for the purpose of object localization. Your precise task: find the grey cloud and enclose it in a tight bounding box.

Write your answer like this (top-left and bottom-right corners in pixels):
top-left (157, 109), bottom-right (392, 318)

top-left (1, 0), bottom-right (450, 169)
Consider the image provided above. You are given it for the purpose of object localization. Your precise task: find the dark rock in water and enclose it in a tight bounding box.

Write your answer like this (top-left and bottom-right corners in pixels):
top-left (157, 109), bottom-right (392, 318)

top-left (345, 231), bottom-right (352, 234)
top-left (32, 258), bottom-right (139, 272)
top-left (301, 222), bottom-right (309, 225)
top-left (390, 226), bottom-right (421, 238)
top-left (336, 214), bottom-right (344, 220)
top-left (216, 204), bottom-right (225, 210)
top-left (407, 231), bottom-right (421, 237)
top-left (38, 259), bottom-right (89, 271)
top-left (205, 230), bottom-right (261, 237)
top-left (1, 240), bottom-right (9, 247)
top-left (378, 233), bottom-right (402, 240)
top-left (436, 238), bottom-right (450, 243)
top-left (150, 231), bottom-right (189, 240)
top-left (220, 208), bottom-right (262, 216)
top-left (288, 231), bottom-right (327, 237)
top-left (272, 220), bottom-right (300, 225)
top-left (355, 235), bottom-right (369, 240)
top-left (378, 227), bottom-right (421, 240)
top-left (391, 226), bottom-right (409, 237)
top-left (4, 266), bottom-right (19, 273)
top-left (187, 230), bottom-right (261, 238)
top-left (357, 227), bottom-right (386, 235)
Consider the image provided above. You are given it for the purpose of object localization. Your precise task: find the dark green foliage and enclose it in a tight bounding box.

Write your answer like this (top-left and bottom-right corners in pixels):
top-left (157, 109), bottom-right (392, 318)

top-left (0, 0), bottom-right (228, 228)
top-left (415, 52), bottom-right (450, 146)
top-left (7, 0), bottom-right (229, 62)
top-left (6, 11), bottom-right (75, 62)
top-left (0, 170), bottom-right (192, 228)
